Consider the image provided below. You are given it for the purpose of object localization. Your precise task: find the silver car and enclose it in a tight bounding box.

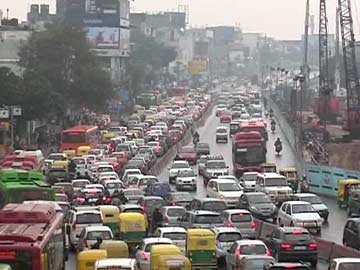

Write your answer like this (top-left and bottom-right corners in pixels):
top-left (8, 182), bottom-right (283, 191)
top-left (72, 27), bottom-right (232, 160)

top-left (211, 227), bottom-right (242, 265)
top-left (221, 209), bottom-right (256, 239)
top-left (161, 206), bottom-right (186, 226)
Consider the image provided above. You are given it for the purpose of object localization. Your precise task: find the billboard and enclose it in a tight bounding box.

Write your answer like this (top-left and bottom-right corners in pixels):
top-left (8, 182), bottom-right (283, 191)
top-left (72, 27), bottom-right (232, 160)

top-left (188, 59), bottom-right (208, 75)
top-left (86, 0), bottom-right (119, 15)
top-left (86, 27), bottom-right (119, 49)
top-left (119, 28), bottom-right (130, 51)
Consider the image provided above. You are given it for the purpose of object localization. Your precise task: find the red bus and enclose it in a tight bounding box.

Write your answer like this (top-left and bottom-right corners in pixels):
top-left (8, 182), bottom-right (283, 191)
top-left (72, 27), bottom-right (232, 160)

top-left (239, 120), bottom-right (268, 141)
top-left (60, 125), bottom-right (99, 153)
top-left (0, 202), bottom-right (65, 270)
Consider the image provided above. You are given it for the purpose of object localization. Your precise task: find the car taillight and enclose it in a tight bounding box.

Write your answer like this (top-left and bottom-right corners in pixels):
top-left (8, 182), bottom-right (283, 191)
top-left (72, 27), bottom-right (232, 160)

top-left (235, 249), bottom-right (241, 257)
top-left (251, 221), bottom-right (256, 228)
top-left (142, 252), bottom-right (148, 260)
top-left (72, 223), bottom-right (76, 230)
top-left (266, 248), bottom-right (271, 256)
top-left (227, 221), bottom-right (234, 228)
top-left (309, 243), bottom-right (317, 249)
top-left (102, 196), bottom-right (107, 201)
top-left (84, 240), bottom-right (88, 248)
top-left (292, 230), bottom-right (303, 234)
top-left (171, 202), bottom-right (177, 206)
top-left (281, 243), bottom-right (292, 250)
top-left (284, 264), bottom-right (295, 269)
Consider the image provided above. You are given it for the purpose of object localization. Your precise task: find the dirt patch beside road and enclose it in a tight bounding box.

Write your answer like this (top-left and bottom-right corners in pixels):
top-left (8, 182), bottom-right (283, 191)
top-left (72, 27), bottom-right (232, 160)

top-left (327, 141), bottom-right (360, 170)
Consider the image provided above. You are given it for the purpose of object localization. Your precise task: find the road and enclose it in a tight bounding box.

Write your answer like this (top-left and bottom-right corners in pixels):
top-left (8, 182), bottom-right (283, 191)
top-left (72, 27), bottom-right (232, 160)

top-left (66, 106), bottom-right (337, 269)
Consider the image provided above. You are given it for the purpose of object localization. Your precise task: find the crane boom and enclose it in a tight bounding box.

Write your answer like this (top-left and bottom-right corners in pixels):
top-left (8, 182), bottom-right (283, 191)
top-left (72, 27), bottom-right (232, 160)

top-left (338, 0), bottom-right (360, 133)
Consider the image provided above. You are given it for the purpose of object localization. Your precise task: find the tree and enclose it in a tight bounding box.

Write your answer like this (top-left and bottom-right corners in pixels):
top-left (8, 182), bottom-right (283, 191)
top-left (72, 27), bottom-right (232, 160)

top-left (129, 31), bottom-right (177, 95)
top-left (0, 67), bottom-right (23, 106)
top-left (18, 23), bottom-right (114, 119)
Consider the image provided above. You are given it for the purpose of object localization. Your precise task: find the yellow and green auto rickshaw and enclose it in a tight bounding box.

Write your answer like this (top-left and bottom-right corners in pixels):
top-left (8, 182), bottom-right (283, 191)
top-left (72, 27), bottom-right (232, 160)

top-left (99, 240), bottom-right (129, 258)
top-left (150, 245), bottom-right (189, 270)
top-left (77, 250), bottom-right (108, 270)
top-left (99, 205), bottom-right (121, 237)
top-left (77, 146), bottom-right (91, 156)
top-left (118, 212), bottom-right (146, 248)
top-left (337, 179), bottom-right (360, 208)
top-left (101, 132), bottom-right (116, 144)
top-left (279, 167), bottom-right (299, 193)
top-left (260, 163), bottom-right (277, 173)
top-left (186, 229), bottom-right (216, 270)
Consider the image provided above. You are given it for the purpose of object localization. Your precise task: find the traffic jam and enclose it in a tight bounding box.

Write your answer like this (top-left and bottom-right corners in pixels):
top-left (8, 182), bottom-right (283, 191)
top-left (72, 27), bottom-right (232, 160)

top-left (0, 83), bottom-right (359, 270)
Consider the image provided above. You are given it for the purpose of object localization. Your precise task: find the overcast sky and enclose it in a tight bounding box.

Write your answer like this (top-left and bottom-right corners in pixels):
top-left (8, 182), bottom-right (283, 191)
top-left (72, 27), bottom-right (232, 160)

top-left (2, 0), bottom-right (360, 40)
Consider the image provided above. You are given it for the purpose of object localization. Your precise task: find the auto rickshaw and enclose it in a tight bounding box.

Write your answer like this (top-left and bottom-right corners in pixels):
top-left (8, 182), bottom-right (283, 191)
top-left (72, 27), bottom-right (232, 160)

top-left (118, 212), bottom-right (146, 248)
top-left (78, 146), bottom-right (91, 156)
top-left (99, 205), bottom-right (121, 237)
top-left (186, 229), bottom-right (216, 270)
top-left (63, 149), bottom-right (76, 159)
top-left (150, 245), bottom-right (188, 270)
top-left (99, 240), bottom-right (129, 258)
top-left (77, 250), bottom-right (108, 270)
top-left (51, 160), bottom-right (68, 170)
top-left (337, 179), bottom-right (360, 208)
top-left (279, 167), bottom-right (299, 193)
top-left (102, 132), bottom-right (116, 144)
top-left (260, 163), bottom-right (277, 173)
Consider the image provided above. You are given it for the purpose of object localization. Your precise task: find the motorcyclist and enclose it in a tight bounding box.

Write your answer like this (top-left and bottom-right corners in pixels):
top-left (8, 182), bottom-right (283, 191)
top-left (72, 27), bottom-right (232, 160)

top-left (91, 237), bottom-right (103, 249)
top-left (300, 174), bottom-right (309, 193)
top-left (274, 137), bottom-right (282, 152)
top-left (152, 207), bottom-right (163, 232)
top-left (270, 119), bottom-right (276, 132)
top-left (68, 159), bottom-right (76, 176)
top-left (118, 189), bottom-right (128, 204)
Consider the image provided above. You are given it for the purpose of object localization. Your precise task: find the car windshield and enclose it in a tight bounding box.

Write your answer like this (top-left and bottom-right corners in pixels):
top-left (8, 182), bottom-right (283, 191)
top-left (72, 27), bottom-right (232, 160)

top-left (144, 243), bottom-right (169, 252)
top-left (284, 232), bottom-right (312, 242)
top-left (301, 196), bottom-right (322, 204)
top-left (292, 204), bottom-right (315, 213)
top-left (49, 170), bottom-right (67, 177)
top-left (106, 183), bottom-right (122, 189)
top-left (167, 208), bottom-right (186, 216)
top-left (217, 128), bottom-right (227, 133)
top-left (76, 214), bottom-right (102, 224)
top-left (248, 195), bottom-right (272, 204)
top-left (171, 193), bottom-right (192, 201)
top-left (239, 245), bottom-right (266, 255)
top-left (49, 155), bottom-right (66, 161)
top-left (87, 231), bottom-right (112, 240)
top-left (266, 178), bottom-right (288, 187)
top-left (218, 182), bottom-right (241, 191)
top-left (231, 213), bottom-right (252, 222)
top-left (339, 263), bottom-right (360, 270)
top-left (124, 189), bottom-right (142, 196)
top-left (144, 199), bottom-right (164, 209)
top-left (89, 150), bottom-right (101, 155)
top-left (153, 184), bottom-right (170, 193)
top-left (171, 163), bottom-right (188, 169)
top-left (98, 167), bottom-right (113, 173)
top-left (181, 147), bottom-right (195, 153)
top-left (73, 181), bottom-right (88, 188)
top-left (194, 214), bottom-right (222, 223)
top-left (163, 232), bottom-right (186, 241)
top-left (73, 159), bottom-right (85, 164)
top-left (217, 232), bottom-right (242, 242)
top-left (178, 170), bottom-right (196, 177)
top-left (203, 202), bottom-right (227, 212)
top-left (197, 143), bottom-right (208, 148)
top-left (147, 142), bottom-right (159, 147)
top-left (207, 161), bottom-right (226, 168)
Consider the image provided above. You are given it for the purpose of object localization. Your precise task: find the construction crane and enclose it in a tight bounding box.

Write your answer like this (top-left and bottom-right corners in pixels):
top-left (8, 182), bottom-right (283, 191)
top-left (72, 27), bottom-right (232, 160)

top-left (318, 0), bottom-right (331, 121)
top-left (338, 0), bottom-right (360, 135)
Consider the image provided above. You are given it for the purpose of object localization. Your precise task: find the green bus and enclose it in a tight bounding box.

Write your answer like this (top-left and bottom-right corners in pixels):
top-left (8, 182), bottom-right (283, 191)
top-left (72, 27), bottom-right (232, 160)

top-left (0, 169), bottom-right (55, 208)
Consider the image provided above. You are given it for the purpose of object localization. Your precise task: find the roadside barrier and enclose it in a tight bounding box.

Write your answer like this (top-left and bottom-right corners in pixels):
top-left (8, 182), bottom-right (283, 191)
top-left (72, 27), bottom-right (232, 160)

top-left (148, 103), bottom-right (214, 177)
top-left (254, 218), bottom-right (360, 261)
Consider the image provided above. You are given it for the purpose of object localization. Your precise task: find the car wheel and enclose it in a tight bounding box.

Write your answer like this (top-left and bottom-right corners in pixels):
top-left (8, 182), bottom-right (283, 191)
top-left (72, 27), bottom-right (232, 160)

top-left (311, 261), bottom-right (317, 268)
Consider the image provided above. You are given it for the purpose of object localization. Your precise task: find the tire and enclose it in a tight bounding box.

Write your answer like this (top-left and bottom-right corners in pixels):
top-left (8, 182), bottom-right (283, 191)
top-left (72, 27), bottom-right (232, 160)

top-left (311, 261), bottom-right (317, 269)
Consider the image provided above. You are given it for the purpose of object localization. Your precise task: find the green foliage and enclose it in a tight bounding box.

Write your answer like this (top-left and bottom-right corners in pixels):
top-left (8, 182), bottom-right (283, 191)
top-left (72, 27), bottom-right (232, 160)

top-left (18, 23), bottom-right (114, 119)
top-left (0, 67), bottom-right (23, 106)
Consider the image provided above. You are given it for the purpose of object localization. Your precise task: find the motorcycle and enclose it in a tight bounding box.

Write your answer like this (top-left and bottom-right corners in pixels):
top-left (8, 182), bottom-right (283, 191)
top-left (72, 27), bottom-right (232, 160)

top-left (193, 135), bottom-right (199, 145)
top-left (271, 124), bottom-right (276, 133)
top-left (275, 143), bottom-right (282, 155)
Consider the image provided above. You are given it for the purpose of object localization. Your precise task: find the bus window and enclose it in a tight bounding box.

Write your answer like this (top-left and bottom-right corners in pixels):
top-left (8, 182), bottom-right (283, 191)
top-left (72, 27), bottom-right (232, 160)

top-left (62, 132), bottom-right (86, 143)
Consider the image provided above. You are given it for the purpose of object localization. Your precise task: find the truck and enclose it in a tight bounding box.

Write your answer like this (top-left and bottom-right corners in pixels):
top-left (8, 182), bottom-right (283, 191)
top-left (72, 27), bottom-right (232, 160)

top-left (232, 131), bottom-right (266, 178)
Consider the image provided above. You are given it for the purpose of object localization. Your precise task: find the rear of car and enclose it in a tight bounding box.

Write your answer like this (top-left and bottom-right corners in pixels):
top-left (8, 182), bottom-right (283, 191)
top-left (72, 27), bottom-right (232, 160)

top-left (223, 210), bottom-right (256, 239)
top-left (162, 206), bottom-right (186, 226)
top-left (213, 228), bottom-right (242, 262)
top-left (142, 197), bottom-right (165, 221)
top-left (192, 212), bottom-right (224, 228)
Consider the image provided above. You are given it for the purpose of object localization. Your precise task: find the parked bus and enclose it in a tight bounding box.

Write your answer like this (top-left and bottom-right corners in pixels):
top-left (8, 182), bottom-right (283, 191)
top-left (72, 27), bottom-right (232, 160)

top-left (0, 202), bottom-right (65, 270)
top-left (60, 125), bottom-right (99, 153)
top-left (0, 169), bottom-right (55, 208)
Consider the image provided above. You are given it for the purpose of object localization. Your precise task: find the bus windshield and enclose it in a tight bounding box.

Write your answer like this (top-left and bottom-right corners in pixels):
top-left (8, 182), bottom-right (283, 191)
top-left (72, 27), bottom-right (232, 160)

top-left (8, 189), bottom-right (53, 203)
top-left (235, 147), bottom-right (264, 164)
top-left (62, 132), bottom-right (86, 143)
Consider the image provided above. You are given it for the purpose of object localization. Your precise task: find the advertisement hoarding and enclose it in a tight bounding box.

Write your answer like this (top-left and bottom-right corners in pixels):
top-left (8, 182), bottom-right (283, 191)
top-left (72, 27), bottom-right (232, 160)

top-left (188, 59), bottom-right (208, 75)
top-left (119, 28), bottom-right (130, 51)
top-left (86, 27), bottom-right (119, 49)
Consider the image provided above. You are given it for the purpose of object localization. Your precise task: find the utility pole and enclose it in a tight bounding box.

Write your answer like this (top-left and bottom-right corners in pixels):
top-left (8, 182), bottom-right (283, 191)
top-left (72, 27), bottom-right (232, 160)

top-left (302, 0), bottom-right (310, 96)
top-left (334, 7), bottom-right (341, 93)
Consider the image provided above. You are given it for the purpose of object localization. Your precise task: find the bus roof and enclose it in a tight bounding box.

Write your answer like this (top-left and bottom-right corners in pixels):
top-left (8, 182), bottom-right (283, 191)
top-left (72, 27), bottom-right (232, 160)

top-left (0, 202), bottom-right (57, 224)
top-left (239, 120), bottom-right (266, 128)
top-left (62, 125), bottom-right (97, 133)
top-left (0, 169), bottom-right (44, 183)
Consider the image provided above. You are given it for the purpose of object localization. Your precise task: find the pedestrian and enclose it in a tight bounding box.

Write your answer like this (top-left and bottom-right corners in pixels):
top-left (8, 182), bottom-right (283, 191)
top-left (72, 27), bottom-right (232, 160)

top-left (151, 208), bottom-right (163, 233)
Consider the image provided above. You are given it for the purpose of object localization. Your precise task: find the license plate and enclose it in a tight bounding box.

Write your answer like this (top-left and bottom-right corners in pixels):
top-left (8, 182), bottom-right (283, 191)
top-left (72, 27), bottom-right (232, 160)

top-left (294, 246), bottom-right (307, 250)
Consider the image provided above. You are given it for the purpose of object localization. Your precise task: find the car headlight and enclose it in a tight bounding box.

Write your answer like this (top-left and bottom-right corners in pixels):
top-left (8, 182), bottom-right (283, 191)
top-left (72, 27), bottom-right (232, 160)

top-left (250, 206), bottom-right (258, 211)
top-left (220, 195), bottom-right (224, 199)
top-left (192, 179), bottom-right (196, 182)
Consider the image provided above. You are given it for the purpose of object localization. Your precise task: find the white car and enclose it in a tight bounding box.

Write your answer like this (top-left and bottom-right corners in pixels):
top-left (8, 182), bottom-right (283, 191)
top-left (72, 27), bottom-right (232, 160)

top-left (291, 193), bottom-right (329, 222)
top-left (135, 238), bottom-right (173, 270)
top-left (153, 227), bottom-right (187, 254)
top-left (226, 239), bottom-right (269, 270)
top-left (168, 160), bottom-right (190, 184)
top-left (122, 169), bottom-right (143, 185)
top-left (216, 126), bottom-right (228, 143)
top-left (98, 171), bottom-right (120, 182)
top-left (103, 180), bottom-right (125, 196)
top-left (207, 179), bottom-right (243, 207)
top-left (277, 201), bottom-right (323, 233)
top-left (239, 172), bottom-right (258, 192)
top-left (78, 225), bottom-right (113, 251)
top-left (95, 259), bottom-right (137, 270)
top-left (175, 169), bottom-right (197, 191)
top-left (73, 157), bottom-right (88, 176)
top-left (211, 227), bottom-right (242, 262)
top-left (128, 175), bottom-right (159, 191)
top-left (124, 141), bottom-right (138, 155)
top-left (328, 258), bottom-right (360, 270)
top-left (72, 179), bottom-right (90, 193)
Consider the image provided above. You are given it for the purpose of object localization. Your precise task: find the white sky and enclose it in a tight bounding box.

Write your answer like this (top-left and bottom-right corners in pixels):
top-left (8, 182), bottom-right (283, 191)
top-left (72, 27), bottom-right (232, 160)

top-left (2, 0), bottom-right (360, 40)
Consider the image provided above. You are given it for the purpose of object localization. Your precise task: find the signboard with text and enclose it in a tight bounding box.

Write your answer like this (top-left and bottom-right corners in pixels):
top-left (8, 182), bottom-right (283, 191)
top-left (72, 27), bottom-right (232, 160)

top-left (86, 27), bottom-right (120, 49)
